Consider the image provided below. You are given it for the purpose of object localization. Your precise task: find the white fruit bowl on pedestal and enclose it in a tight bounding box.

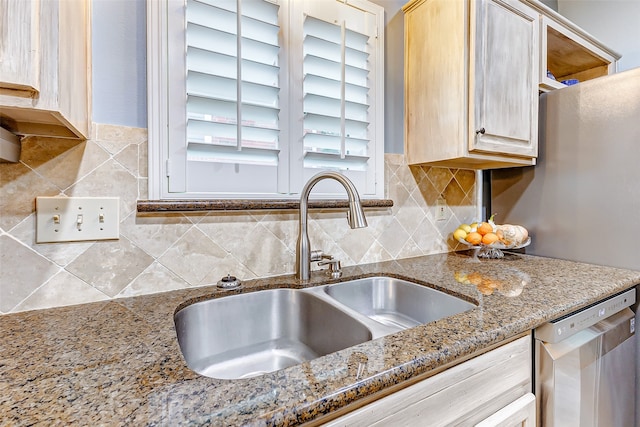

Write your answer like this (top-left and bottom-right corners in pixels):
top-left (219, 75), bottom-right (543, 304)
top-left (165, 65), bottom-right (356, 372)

top-left (455, 237), bottom-right (531, 259)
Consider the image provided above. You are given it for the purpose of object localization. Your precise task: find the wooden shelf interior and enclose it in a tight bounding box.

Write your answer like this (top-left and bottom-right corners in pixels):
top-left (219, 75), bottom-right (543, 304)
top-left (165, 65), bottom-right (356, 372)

top-left (546, 26), bottom-right (611, 83)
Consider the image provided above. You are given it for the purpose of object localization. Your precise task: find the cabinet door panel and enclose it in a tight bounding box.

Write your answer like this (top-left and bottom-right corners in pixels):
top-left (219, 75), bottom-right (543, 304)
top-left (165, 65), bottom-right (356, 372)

top-left (322, 336), bottom-right (532, 427)
top-left (475, 392), bottom-right (536, 427)
top-left (0, 0), bottom-right (39, 95)
top-left (472, 0), bottom-right (538, 158)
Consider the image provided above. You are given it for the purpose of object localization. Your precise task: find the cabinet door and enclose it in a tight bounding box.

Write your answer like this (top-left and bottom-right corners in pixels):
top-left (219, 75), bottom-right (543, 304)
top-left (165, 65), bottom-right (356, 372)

top-left (540, 16), bottom-right (618, 91)
top-left (470, 0), bottom-right (539, 159)
top-left (0, 0), bottom-right (40, 96)
top-left (475, 393), bottom-right (536, 427)
top-left (321, 336), bottom-right (532, 427)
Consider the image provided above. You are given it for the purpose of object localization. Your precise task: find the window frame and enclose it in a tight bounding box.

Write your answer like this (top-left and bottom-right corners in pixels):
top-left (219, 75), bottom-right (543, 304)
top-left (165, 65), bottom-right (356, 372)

top-left (147, 0), bottom-right (385, 200)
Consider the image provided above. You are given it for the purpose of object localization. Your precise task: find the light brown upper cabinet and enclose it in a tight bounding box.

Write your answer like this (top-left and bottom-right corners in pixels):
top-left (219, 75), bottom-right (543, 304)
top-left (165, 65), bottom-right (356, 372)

top-left (403, 0), bottom-right (540, 169)
top-left (0, 0), bottom-right (91, 140)
top-left (403, 0), bottom-right (619, 170)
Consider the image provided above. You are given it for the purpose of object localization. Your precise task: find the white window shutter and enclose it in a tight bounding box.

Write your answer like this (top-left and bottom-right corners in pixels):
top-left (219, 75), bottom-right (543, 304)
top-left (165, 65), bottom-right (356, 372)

top-left (295, 0), bottom-right (383, 197)
top-left (168, 0), bottom-right (286, 196)
top-left (151, 0), bottom-right (384, 199)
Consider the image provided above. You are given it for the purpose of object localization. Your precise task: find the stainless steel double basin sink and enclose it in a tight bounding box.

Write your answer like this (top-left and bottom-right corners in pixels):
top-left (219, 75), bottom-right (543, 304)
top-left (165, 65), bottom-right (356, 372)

top-left (174, 276), bottom-right (476, 379)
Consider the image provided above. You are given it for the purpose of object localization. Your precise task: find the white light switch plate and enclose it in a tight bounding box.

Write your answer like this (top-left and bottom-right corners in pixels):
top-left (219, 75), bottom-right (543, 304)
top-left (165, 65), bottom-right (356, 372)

top-left (36, 197), bottom-right (119, 243)
top-left (435, 196), bottom-right (447, 221)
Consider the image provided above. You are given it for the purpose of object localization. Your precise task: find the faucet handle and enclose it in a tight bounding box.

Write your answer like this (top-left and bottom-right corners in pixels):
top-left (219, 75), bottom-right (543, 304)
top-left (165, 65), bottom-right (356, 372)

top-left (310, 250), bottom-right (332, 262)
top-left (318, 258), bottom-right (342, 278)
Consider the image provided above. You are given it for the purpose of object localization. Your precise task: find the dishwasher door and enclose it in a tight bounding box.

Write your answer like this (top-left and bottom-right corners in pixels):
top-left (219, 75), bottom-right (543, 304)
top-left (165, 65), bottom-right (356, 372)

top-left (535, 307), bottom-right (636, 427)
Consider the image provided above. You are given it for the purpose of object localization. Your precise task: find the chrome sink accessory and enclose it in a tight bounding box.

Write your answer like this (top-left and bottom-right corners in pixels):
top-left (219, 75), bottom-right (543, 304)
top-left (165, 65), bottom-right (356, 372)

top-left (296, 171), bottom-right (367, 281)
top-left (310, 250), bottom-right (332, 262)
top-left (318, 258), bottom-right (342, 279)
top-left (217, 274), bottom-right (241, 289)
top-left (174, 276), bottom-right (477, 380)
top-left (311, 250), bottom-right (342, 278)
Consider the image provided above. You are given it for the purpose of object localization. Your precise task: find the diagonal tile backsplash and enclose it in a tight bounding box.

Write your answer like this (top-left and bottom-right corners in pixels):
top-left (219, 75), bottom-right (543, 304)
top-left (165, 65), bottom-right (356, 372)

top-left (0, 124), bottom-right (478, 314)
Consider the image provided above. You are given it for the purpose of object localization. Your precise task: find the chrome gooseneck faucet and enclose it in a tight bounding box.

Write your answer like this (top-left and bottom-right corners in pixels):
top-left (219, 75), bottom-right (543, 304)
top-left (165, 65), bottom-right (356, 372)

top-left (296, 171), bottom-right (368, 281)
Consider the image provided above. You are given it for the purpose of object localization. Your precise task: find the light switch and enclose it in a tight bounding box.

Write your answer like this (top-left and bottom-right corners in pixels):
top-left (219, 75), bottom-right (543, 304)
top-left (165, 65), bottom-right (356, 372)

top-left (36, 197), bottom-right (119, 243)
top-left (435, 196), bottom-right (447, 221)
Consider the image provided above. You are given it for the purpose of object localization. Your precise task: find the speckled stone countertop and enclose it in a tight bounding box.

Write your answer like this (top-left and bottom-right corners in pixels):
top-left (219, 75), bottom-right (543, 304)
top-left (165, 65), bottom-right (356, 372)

top-left (2, 252), bottom-right (640, 426)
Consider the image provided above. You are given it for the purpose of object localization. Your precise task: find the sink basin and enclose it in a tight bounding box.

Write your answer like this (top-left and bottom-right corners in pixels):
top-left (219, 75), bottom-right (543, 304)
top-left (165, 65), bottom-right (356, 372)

top-left (174, 289), bottom-right (372, 379)
top-left (175, 277), bottom-right (476, 380)
top-left (324, 276), bottom-right (476, 330)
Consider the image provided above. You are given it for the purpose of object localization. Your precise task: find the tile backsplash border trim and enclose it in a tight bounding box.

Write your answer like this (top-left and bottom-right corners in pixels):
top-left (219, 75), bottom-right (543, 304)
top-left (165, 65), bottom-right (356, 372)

top-left (137, 198), bottom-right (393, 213)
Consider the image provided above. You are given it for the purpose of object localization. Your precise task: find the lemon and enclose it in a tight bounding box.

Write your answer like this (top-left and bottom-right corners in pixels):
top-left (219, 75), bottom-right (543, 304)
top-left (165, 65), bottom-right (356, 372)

top-left (453, 228), bottom-right (467, 241)
top-left (459, 223), bottom-right (472, 233)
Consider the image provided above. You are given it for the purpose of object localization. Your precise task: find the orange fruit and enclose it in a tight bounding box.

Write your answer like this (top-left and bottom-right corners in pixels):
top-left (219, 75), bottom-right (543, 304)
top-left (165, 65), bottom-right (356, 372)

top-left (477, 222), bottom-right (493, 235)
top-left (477, 283), bottom-right (494, 295)
top-left (482, 232), bottom-right (499, 245)
top-left (481, 278), bottom-right (499, 289)
top-left (465, 232), bottom-right (482, 245)
top-left (468, 272), bottom-right (483, 285)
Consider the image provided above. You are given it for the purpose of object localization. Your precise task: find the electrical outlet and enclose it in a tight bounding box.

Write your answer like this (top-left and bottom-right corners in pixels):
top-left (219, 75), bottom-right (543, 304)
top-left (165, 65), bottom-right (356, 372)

top-left (36, 197), bottom-right (119, 243)
top-left (436, 196), bottom-right (447, 221)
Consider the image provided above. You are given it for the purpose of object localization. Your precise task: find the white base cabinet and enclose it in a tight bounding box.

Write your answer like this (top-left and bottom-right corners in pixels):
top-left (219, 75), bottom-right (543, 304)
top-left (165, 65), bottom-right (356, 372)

top-left (322, 335), bottom-right (533, 426)
top-left (476, 393), bottom-right (536, 427)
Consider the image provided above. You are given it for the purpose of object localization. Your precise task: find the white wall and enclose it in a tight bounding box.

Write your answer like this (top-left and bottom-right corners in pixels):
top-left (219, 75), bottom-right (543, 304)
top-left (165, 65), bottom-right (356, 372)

top-left (557, 0), bottom-right (640, 71)
top-left (92, 0), bottom-right (147, 128)
top-left (540, 0), bottom-right (559, 10)
top-left (372, 0), bottom-right (406, 153)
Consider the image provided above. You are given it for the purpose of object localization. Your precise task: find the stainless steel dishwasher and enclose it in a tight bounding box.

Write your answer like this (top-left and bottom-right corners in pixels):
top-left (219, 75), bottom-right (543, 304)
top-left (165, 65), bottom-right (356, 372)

top-left (534, 288), bottom-right (637, 427)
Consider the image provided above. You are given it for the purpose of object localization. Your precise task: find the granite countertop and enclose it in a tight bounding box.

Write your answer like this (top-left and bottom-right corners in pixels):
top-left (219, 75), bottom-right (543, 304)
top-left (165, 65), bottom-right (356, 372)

top-left (2, 252), bottom-right (640, 426)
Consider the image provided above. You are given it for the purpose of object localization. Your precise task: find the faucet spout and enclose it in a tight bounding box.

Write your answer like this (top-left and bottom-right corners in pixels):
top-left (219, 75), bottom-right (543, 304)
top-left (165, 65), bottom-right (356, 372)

top-left (296, 171), bottom-right (367, 281)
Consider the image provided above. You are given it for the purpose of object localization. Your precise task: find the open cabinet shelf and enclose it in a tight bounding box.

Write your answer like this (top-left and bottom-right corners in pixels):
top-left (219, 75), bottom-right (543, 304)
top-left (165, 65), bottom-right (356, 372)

top-left (539, 15), bottom-right (619, 92)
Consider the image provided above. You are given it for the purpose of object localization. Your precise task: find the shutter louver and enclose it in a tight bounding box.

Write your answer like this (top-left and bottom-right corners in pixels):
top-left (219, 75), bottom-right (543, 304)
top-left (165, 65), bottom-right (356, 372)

top-left (302, 15), bottom-right (371, 173)
top-left (185, 0), bottom-right (281, 169)
top-left (155, 0), bottom-right (383, 198)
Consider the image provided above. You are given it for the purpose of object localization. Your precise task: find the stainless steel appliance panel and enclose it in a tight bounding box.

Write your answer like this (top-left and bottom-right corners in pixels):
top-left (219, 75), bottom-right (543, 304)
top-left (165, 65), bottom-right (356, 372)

top-left (491, 67), bottom-right (640, 272)
top-left (536, 307), bottom-right (636, 427)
